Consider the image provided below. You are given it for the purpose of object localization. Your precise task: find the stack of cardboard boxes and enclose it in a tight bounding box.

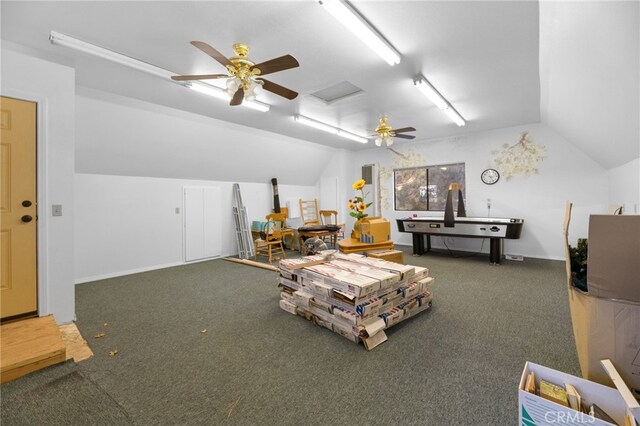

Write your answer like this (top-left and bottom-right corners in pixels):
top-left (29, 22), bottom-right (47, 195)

top-left (278, 252), bottom-right (434, 350)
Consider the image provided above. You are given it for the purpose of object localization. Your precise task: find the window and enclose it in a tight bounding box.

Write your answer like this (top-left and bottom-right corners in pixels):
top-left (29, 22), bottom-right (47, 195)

top-left (394, 163), bottom-right (465, 211)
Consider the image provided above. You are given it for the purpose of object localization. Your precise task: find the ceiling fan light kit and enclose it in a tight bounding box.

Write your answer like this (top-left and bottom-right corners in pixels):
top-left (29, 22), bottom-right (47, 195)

top-left (371, 116), bottom-right (415, 147)
top-left (318, 0), bottom-right (401, 66)
top-left (172, 41), bottom-right (299, 107)
top-left (414, 75), bottom-right (465, 127)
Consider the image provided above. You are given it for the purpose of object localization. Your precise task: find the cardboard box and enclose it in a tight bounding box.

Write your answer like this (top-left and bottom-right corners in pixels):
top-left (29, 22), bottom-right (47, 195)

top-left (279, 299), bottom-right (298, 315)
top-left (334, 252), bottom-right (416, 281)
top-left (359, 217), bottom-right (391, 243)
top-left (332, 322), bottom-right (359, 343)
top-left (300, 264), bottom-right (380, 297)
top-left (519, 362), bottom-right (634, 426)
top-left (380, 307), bottom-right (404, 327)
top-left (292, 290), bottom-right (314, 309)
top-left (302, 276), bottom-right (333, 297)
top-left (367, 250), bottom-right (404, 264)
top-left (564, 206), bottom-right (640, 392)
top-left (329, 259), bottom-right (400, 290)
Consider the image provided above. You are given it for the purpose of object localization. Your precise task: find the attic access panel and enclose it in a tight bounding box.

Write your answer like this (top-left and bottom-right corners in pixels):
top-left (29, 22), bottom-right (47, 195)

top-left (310, 81), bottom-right (363, 104)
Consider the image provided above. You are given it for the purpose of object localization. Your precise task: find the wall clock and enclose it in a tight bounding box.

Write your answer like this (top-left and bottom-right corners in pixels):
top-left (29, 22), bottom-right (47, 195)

top-left (481, 168), bottom-right (500, 185)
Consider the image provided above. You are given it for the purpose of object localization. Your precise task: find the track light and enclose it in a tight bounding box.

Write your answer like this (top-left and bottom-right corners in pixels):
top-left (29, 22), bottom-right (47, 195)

top-left (294, 115), bottom-right (368, 143)
top-left (318, 0), bottom-right (401, 66)
top-left (50, 31), bottom-right (270, 112)
top-left (414, 75), bottom-right (465, 126)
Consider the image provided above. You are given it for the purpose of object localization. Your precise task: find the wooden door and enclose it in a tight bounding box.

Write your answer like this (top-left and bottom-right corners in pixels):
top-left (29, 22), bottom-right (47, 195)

top-left (1, 96), bottom-right (37, 320)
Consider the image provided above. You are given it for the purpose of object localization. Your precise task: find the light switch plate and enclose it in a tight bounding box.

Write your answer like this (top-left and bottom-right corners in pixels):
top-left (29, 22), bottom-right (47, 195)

top-left (52, 204), bottom-right (62, 216)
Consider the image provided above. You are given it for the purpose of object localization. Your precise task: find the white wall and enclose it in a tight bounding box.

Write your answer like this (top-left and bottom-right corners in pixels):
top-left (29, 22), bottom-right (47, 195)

top-left (539, 1), bottom-right (639, 170)
top-left (349, 123), bottom-right (609, 260)
top-left (1, 48), bottom-right (76, 323)
top-left (74, 173), bottom-right (318, 283)
top-left (75, 88), bottom-right (337, 185)
top-left (608, 158), bottom-right (640, 215)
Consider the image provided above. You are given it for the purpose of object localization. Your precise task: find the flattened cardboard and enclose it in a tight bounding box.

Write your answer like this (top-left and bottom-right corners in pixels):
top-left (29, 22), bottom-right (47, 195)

top-left (367, 250), bottom-right (404, 264)
top-left (587, 215), bottom-right (640, 302)
top-left (362, 317), bottom-right (386, 337)
top-left (363, 330), bottom-right (388, 350)
top-left (567, 287), bottom-right (640, 391)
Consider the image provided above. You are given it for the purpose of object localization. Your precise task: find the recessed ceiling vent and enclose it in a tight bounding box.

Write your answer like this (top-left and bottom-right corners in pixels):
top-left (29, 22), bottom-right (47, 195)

top-left (311, 81), bottom-right (363, 103)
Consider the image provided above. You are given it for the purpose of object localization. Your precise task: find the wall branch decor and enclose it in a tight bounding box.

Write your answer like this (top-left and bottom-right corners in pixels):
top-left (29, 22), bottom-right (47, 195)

top-left (491, 131), bottom-right (546, 178)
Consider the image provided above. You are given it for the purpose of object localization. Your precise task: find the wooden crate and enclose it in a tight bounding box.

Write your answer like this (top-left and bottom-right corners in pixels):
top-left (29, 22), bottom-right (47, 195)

top-left (367, 250), bottom-right (404, 264)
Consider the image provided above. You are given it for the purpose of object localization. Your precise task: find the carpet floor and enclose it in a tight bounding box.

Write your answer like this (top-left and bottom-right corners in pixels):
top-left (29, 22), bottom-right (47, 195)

top-left (1, 246), bottom-right (580, 425)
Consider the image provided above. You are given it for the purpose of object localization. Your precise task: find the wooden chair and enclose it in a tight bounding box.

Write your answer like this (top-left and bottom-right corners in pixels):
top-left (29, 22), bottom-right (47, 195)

top-left (319, 210), bottom-right (345, 247)
top-left (254, 213), bottom-right (290, 263)
top-left (299, 199), bottom-right (320, 225)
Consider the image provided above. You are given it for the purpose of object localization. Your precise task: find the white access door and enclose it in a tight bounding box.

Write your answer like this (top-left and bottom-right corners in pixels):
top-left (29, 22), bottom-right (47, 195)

top-left (184, 186), bottom-right (221, 262)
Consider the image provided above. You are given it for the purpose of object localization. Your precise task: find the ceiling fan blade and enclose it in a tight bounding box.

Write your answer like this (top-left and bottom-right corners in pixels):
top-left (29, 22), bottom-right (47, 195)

top-left (171, 74), bottom-right (229, 81)
top-left (395, 134), bottom-right (416, 140)
top-left (392, 127), bottom-right (416, 134)
top-left (251, 55), bottom-right (299, 76)
top-left (230, 87), bottom-right (244, 106)
top-left (258, 78), bottom-right (298, 100)
top-left (190, 41), bottom-right (233, 68)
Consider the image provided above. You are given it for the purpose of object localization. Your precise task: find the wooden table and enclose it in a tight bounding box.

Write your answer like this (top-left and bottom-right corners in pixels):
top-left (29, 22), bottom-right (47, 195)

top-left (338, 238), bottom-right (394, 254)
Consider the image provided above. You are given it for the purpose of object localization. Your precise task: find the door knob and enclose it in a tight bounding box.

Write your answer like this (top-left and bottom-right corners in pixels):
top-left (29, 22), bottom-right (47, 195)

top-left (21, 215), bottom-right (33, 223)
top-left (22, 200), bottom-right (33, 207)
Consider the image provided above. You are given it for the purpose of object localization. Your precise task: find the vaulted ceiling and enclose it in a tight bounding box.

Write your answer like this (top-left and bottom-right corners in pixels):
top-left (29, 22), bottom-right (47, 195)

top-left (1, 1), bottom-right (637, 169)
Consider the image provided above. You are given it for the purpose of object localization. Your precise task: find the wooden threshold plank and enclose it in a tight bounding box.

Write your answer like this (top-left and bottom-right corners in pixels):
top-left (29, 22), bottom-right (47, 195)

top-left (1, 315), bottom-right (66, 383)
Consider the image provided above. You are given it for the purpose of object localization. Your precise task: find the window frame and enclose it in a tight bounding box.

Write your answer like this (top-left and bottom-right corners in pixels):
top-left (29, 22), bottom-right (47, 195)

top-left (393, 162), bottom-right (466, 212)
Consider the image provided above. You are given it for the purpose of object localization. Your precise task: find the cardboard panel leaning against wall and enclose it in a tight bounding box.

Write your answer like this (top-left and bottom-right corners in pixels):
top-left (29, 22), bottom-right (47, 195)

top-left (350, 123), bottom-right (608, 260)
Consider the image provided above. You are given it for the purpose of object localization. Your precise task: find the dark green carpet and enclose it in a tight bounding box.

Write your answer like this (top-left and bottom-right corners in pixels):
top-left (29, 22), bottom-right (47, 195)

top-left (1, 246), bottom-right (580, 425)
top-left (1, 361), bottom-right (132, 425)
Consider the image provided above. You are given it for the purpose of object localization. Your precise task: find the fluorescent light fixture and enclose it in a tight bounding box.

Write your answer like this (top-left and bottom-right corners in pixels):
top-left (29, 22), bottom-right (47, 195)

top-left (188, 82), bottom-right (229, 101)
top-left (50, 31), bottom-right (270, 112)
top-left (294, 115), bottom-right (368, 143)
top-left (189, 83), bottom-right (270, 112)
top-left (443, 106), bottom-right (465, 127)
top-left (49, 31), bottom-right (173, 80)
top-left (414, 77), bottom-right (448, 110)
top-left (294, 115), bottom-right (338, 134)
top-left (414, 74), bottom-right (466, 127)
top-left (337, 130), bottom-right (368, 144)
top-left (318, 0), bottom-right (401, 66)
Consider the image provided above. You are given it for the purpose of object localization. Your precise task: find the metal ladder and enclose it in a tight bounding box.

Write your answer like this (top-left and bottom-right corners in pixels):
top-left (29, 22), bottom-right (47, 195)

top-left (232, 183), bottom-right (255, 259)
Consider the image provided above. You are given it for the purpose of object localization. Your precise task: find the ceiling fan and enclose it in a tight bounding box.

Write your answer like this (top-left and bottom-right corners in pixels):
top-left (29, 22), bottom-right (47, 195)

top-left (371, 116), bottom-right (416, 146)
top-left (172, 41), bottom-right (299, 106)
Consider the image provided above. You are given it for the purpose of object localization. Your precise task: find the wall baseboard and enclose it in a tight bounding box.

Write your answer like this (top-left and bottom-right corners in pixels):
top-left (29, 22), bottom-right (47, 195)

top-left (74, 255), bottom-right (229, 284)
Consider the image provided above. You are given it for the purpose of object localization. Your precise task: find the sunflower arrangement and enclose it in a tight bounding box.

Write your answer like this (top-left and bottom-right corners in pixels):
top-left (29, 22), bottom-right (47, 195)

top-left (348, 179), bottom-right (372, 220)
